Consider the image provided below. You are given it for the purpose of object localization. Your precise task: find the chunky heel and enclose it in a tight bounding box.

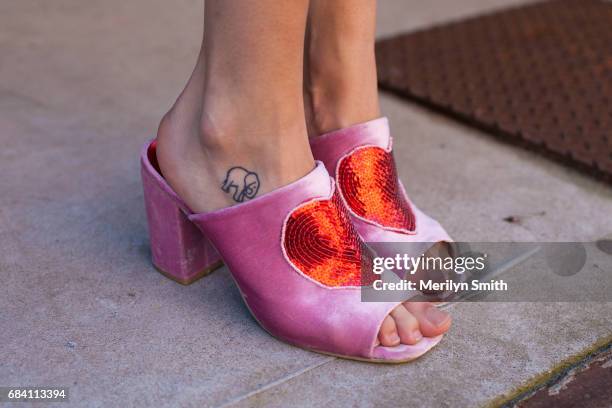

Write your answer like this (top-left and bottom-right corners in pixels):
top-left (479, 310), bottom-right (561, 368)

top-left (141, 140), bottom-right (222, 285)
top-left (141, 139), bottom-right (445, 363)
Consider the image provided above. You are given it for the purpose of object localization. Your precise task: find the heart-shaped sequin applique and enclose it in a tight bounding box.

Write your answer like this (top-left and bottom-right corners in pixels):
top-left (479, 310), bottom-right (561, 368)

top-left (337, 146), bottom-right (416, 233)
top-left (283, 190), bottom-right (375, 287)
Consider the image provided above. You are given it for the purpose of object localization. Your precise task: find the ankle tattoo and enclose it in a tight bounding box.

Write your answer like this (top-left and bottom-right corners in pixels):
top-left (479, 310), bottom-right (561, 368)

top-left (221, 167), bottom-right (261, 203)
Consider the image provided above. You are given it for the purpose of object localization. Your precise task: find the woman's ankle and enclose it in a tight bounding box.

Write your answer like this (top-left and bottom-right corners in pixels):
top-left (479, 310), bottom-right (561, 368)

top-left (156, 102), bottom-right (314, 213)
top-left (304, 0), bottom-right (380, 137)
top-left (305, 83), bottom-right (380, 137)
top-left (304, 54), bottom-right (381, 137)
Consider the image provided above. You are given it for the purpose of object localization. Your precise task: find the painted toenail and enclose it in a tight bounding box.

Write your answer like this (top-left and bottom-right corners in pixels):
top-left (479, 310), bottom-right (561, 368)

top-left (411, 330), bottom-right (423, 342)
top-left (425, 307), bottom-right (449, 327)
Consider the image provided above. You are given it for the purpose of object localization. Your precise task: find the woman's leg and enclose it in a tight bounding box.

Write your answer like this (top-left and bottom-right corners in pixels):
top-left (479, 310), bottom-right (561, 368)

top-left (157, 0), bottom-right (450, 347)
top-left (306, 0), bottom-right (452, 346)
top-left (157, 0), bottom-right (314, 213)
top-left (304, 0), bottom-right (380, 137)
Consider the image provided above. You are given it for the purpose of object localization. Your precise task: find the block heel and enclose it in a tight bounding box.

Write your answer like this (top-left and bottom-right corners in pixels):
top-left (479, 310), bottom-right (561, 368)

top-left (140, 138), bottom-right (445, 363)
top-left (141, 141), bottom-right (222, 285)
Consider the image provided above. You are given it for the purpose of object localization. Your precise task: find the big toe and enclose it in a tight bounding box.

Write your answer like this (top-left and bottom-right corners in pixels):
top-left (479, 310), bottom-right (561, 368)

top-left (403, 302), bottom-right (451, 337)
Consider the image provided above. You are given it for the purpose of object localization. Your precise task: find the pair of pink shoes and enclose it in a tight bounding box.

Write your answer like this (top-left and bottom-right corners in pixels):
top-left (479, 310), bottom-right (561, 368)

top-left (141, 117), bottom-right (451, 363)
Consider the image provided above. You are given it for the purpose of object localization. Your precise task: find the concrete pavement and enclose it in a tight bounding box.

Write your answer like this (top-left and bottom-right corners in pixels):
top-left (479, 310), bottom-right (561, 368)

top-left (1, 1), bottom-right (610, 406)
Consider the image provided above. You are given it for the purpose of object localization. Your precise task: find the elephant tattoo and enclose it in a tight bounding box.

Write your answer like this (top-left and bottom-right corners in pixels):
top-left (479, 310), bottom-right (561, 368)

top-left (221, 166), bottom-right (261, 203)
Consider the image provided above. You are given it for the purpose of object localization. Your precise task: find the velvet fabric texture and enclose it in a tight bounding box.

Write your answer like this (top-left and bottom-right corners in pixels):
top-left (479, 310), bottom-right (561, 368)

top-left (140, 140), bottom-right (443, 361)
top-left (310, 117), bottom-right (452, 261)
top-left (141, 141), bottom-right (221, 282)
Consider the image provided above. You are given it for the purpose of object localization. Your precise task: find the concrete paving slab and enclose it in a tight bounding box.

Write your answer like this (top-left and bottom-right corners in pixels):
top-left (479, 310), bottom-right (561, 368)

top-left (229, 89), bottom-right (612, 406)
top-left (0, 2), bottom-right (329, 407)
top-left (232, 302), bottom-right (612, 408)
top-left (1, 1), bottom-right (611, 407)
top-left (383, 94), bottom-right (612, 242)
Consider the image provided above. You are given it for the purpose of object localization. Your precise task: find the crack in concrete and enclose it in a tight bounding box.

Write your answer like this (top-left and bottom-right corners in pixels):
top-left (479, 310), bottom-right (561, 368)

top-left (216, 357), bottom-right (336, 408)
top-left (487, 337), bottom-right (612, 408)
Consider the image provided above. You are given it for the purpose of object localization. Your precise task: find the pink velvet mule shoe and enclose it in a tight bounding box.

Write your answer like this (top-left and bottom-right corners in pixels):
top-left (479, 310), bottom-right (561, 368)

top-left (309, 117), bottom-right (452, 262)
top-left (140, 141), bottom-right (223, 285)
top-left (141, 140), bottom-right (443, 362)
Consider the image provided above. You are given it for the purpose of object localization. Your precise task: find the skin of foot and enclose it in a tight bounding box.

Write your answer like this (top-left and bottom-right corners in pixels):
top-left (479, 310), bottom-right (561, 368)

top-left (157, 0), bottom-right (451, 348)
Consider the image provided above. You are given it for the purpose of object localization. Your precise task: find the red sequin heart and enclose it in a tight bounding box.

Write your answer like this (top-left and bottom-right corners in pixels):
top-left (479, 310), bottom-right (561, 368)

top-left (337, 146), bottom-right (416, 233)
top-left (283, 190), bottom-right (375, 287)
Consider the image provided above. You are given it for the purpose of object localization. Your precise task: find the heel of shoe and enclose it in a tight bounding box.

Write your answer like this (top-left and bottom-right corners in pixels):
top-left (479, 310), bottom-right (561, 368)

top-left (141, 141), bottom-right (222, 285)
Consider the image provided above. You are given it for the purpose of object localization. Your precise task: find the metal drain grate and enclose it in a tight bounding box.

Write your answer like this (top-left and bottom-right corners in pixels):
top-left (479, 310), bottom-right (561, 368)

top-left (376, 0), bottom-right (612, 182)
